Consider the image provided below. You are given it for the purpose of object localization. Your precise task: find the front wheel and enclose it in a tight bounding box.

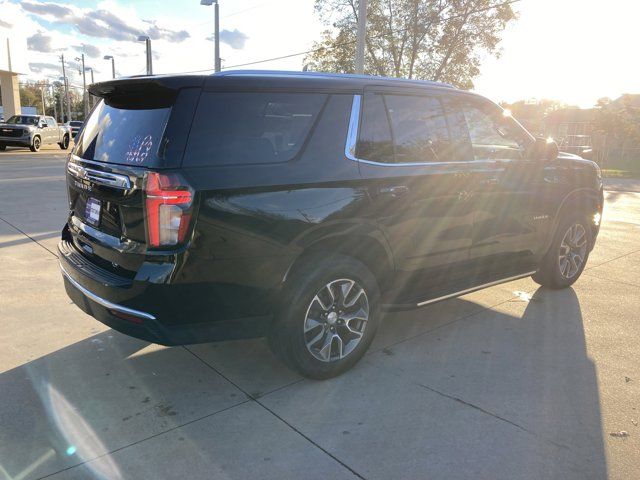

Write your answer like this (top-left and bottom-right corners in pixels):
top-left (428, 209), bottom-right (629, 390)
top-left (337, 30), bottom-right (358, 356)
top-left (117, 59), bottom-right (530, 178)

top-left (30, 136), bottom-right (41, 152)
top-left (59, 135), bottom-right (69, 150)
top-left (269, 254), bottom-right (380, 379)
top-left (533, 214), bottom-right (592, 289)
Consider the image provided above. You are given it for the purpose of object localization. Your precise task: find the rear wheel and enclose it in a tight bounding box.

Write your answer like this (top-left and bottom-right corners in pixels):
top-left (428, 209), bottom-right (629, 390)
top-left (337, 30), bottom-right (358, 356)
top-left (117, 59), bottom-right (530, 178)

top-left (0, 144), bottom-right (6, 151)
top-left (533, 213), bottom-right (592, 289)
top-left (269, 254), bottom-right (380, 379)
top-left (30, 136), bottom-right (41, 152)
top-left (59, 134), bottom-right (69, 150)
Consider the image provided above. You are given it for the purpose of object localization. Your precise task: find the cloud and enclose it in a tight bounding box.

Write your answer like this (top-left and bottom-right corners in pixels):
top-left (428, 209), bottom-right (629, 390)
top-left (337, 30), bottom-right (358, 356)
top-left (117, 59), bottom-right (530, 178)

top-left (144, 21), bottom-right (190, 43)
top-left (20, 0), bottom-right (190, 43)
top-left (74, 43), bottom-right (101, 59)
top-left (21, 0), bottom-right (73, 18)
top-left (0, 19), bottom-right (12, 28)
top-left (27, 32), bottom-right (54, 52)
top-left (209, 29), bottom-right (249, 50)
top-left (28, 61), bottom-right (61, 73)
top-left (83, 9), bottom-right (145, 41)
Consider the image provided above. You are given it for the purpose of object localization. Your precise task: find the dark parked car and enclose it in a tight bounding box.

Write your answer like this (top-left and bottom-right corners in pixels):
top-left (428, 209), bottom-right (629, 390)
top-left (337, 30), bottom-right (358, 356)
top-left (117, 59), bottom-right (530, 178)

top-left (65, 120), bottom-right (84, 139)
top-left (0, 115), bottom-right (71, 151)
top-left (59, 71), bottom-right (603, 378)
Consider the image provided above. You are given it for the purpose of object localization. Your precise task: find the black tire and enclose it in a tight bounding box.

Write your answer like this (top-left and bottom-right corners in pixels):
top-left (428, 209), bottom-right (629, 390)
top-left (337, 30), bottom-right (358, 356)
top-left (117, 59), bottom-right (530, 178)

top-left (59, 135), bottom-right (69, 150)
top-left (269, 253), bottom-right (381, 379)
top-left (30, 136), bottom-right (41, 152)
top-left (0, 144), bottom-right (6, 151)
top-left (533, 213), bottom-right (592, 289)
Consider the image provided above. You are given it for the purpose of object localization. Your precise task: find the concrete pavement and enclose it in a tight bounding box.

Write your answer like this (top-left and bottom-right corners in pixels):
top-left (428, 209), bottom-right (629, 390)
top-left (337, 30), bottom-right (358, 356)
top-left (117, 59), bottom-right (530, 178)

top-left (1, 149), bottom-right (638, 479)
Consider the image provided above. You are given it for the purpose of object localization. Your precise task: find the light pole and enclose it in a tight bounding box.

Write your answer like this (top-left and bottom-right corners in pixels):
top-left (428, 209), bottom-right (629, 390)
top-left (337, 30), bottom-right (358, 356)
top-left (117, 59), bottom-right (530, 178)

top-left (137, 35), bottom-right (153, 75)
top-left (104, 55), bottom-right (116, 79)
top-left (355, 0), bottom-right (367, 74)
top-left (200, 0), bottom-right (221, 72)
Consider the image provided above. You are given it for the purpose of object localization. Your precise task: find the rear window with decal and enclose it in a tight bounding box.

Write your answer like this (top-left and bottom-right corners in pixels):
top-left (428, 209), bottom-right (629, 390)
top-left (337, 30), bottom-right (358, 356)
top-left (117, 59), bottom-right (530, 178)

top-left (74, 99), bottom-right (171, 166)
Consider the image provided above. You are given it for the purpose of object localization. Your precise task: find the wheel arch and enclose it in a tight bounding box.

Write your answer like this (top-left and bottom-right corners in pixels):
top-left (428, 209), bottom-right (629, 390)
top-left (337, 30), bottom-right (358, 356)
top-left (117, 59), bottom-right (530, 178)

top-left (284, 232), bottom-right (395, 293)
top-left (546, 187), bottom-right (601, 253)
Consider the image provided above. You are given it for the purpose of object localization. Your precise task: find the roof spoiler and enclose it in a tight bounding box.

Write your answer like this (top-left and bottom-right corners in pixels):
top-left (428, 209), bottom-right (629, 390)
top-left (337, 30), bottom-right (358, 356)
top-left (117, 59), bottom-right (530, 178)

top-left (88, 75), bottom-right (206, 109)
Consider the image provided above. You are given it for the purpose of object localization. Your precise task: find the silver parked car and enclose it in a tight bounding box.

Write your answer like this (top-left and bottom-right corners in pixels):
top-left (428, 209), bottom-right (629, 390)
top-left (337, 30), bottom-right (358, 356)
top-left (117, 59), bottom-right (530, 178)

top-left (0, 115), bottom-right (71, 152)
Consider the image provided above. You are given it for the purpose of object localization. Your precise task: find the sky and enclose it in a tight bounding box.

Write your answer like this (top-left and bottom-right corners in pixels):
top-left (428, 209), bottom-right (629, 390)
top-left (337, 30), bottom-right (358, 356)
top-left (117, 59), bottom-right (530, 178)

top-left (0, 0), bottom-right (638, 108)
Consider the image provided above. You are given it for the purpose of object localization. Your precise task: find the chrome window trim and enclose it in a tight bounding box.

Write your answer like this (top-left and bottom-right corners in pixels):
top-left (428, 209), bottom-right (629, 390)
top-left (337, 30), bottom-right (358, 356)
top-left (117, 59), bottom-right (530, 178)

top-left (67, 156), bottom-right (132, 189)
top-left (60, 263), bottom-right (157, 321)
top-left (345, 94), bottom-right (521, 168)
top-left (344, 94), bottom-right (362, 162)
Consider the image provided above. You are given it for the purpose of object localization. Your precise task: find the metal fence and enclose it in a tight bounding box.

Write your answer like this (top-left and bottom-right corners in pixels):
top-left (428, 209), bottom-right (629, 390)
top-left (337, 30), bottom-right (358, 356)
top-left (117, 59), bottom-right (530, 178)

top-left (594, 147), bottom-right (640, 173)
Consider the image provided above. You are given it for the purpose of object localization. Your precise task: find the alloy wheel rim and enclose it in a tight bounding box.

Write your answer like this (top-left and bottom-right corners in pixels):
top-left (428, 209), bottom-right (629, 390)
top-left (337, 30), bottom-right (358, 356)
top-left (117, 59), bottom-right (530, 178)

top-left (304, 278), bottom-right (369, 362)
top-left (558, 223), bottom-right (587, 279)
top-left (34, 138), bottom-right (40, 149)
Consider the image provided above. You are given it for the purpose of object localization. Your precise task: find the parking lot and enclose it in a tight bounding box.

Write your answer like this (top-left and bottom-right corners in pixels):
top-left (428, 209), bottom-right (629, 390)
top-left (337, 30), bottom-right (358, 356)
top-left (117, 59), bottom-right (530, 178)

top-left (1, 147), bottom-right (639, 480)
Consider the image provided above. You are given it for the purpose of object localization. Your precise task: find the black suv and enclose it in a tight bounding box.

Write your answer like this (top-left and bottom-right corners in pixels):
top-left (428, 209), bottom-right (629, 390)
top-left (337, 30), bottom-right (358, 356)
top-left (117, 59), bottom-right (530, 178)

top-left (59, 71), bottom-right (603, 378)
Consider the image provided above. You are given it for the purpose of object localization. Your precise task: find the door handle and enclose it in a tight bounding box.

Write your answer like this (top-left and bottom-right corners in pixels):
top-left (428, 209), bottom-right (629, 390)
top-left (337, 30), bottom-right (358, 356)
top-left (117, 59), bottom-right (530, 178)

top-left (379, 185), bottom-right (410, 198)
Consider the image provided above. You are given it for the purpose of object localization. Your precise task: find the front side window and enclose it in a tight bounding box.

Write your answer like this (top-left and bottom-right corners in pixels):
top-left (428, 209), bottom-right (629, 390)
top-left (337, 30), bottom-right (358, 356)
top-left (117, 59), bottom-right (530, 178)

top-left (458, 99), bottom-right (532, 161)
top-left (385, 95), bottom-right (452, 163)
top-left (184, 92), bottom-right (327, 167)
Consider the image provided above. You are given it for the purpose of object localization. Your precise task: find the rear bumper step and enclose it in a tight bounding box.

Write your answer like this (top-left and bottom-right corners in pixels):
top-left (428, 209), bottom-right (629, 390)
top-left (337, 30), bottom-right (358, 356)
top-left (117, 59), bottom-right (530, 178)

top-left (58, 239), bottom-right (133, 287)
top-left (60, 264), bottom-right (155, 321)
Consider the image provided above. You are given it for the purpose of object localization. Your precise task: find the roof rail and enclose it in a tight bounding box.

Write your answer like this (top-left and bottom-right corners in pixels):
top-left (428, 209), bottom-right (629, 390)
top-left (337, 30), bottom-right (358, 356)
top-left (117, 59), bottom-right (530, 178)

top-left (214, 70), bottom-right (455, 88)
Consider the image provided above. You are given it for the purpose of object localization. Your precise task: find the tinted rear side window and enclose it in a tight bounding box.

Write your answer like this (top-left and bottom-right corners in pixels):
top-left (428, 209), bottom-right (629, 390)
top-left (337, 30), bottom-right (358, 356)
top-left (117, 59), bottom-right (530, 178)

top-left (184, 92), bottom-right (327, 167)
top-left (356, 93), bottom-right (394, 163)
top-left (75, 99), bottom-right (171, 166)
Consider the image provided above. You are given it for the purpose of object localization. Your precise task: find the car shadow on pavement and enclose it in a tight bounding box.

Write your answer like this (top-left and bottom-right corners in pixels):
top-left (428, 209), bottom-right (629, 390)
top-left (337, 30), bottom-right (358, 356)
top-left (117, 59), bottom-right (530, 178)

top-left (0, 287), bottom-right (607, 479)
top-left (0, 231), bottom-right (60, 250)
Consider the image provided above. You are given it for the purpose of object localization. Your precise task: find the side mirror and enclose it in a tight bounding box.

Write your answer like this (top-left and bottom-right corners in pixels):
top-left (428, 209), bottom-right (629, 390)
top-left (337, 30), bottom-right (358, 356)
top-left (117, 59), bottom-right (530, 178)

top-left (38, 122), bottom-right (46, 128)
top-left (532, 137), bottom-right (559, 161)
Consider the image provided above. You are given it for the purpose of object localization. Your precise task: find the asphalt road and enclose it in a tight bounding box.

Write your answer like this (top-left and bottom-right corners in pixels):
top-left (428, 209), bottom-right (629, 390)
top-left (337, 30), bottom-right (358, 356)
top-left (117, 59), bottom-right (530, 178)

top-left (1, 147), bottom-right (639, 480)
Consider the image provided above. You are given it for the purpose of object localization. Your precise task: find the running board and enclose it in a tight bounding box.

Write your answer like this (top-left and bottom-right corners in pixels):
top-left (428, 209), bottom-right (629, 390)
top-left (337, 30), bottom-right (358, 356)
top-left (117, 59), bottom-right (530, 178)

top-left (383, 271), bottom-right (537, 310)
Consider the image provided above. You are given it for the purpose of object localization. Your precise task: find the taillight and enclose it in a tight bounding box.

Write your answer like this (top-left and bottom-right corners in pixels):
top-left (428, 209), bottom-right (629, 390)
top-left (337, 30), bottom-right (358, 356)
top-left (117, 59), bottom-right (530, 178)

top-left (144, 172), bottom-right (193, 247)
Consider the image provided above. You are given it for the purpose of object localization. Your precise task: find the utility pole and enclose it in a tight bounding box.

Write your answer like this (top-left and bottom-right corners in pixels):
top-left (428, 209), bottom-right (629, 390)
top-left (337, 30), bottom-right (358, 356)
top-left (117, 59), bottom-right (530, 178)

top-left (76, 54), bottom-right (88, 118)
top-left (88, 67), bottom-right (95, 109)
top-left (214, 1), bottom-right (220, 72)
top-left (138, 36), bottom-right (153, 75)
top-left (200, 0), bottom-right (221, 72)
top-left (52, 85), bottom-right (58, 122)
top-left (60, 54), bottom-right (72, 122)
top-left (40, 84), bottom-right (46, 115)
top-left (104, 55), bottom-right (116, 79)
top-left (147, 38), bottom-right (153, 75)
top-left (355, 0), bottom-right (367, 74)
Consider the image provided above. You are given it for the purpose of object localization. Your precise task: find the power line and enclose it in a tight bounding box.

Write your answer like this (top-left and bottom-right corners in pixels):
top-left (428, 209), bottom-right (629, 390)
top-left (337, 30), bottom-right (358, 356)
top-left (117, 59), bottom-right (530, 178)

top-left (191, 0), bottom-right (269, 29)
top-left (181, 0), bottom-right (524, 73)
top-left (221, 0), bottom-right (523, 70)
top-left (223, 48), bottom-right (319, 70)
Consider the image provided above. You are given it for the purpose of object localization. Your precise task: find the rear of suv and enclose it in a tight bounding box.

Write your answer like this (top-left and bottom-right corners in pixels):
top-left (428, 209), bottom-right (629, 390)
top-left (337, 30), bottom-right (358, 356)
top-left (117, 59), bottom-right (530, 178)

top-left (59, 71), bottom-right (603, 379)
